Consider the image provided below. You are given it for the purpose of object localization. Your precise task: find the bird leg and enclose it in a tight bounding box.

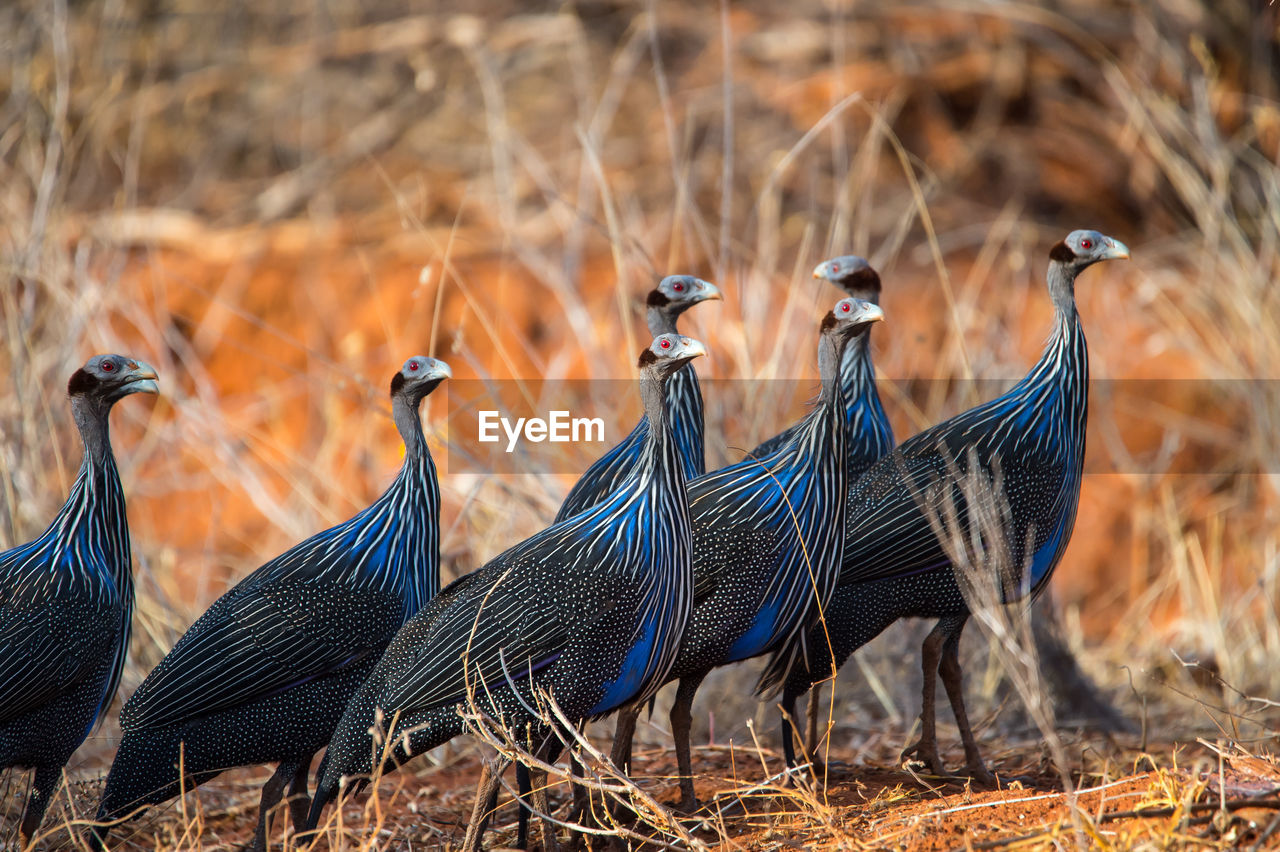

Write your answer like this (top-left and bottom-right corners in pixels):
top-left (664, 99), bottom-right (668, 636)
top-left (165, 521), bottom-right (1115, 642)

top-left (516, 734), bottom-right (568, 850)
top-left (515, 762), bottom-right (531, 850)
top-left (569, 712), bottom-right (637, 849)
top-left (778, 695), bottom-right (800, 769)
top-left (250, 763), bottom-right (295, 852)
top-left (561, 748), bottom-right (598, 852)
top-left (670, 674), bottom-right (704, 813)
top-left (900, 619), bottom-right (950, 776)
top-left (938, 623), bottom-right (996, 785)
top-left (561, 756), bottom-right (585, 852)
top-left (286, 760), bottom-right (312, 835)
top-left (577, 709), bottom-right (642, 845)
top-left (529, 761), bottom-right (561, 852)
top-left (610, 705), bottom-right (640, 774)
top-left (805, 683), bottom-right (832, 773)
top-left (463, 758), bottom-right (508, 852)
top-left (2, 771), bottom-right (19, 851)
top-left (20, 765), bottom-right (60, 849)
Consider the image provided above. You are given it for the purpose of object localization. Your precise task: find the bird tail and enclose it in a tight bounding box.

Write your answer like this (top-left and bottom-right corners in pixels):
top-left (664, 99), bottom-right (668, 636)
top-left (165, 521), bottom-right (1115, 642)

top-left (304, 782), bottom-right (335, 833)
top-left (754, 638), bottom-right (804, 700)
top-left (87, 824), bottom-right (112, 852)
top-left (307, 725), bottom-right (372, 832)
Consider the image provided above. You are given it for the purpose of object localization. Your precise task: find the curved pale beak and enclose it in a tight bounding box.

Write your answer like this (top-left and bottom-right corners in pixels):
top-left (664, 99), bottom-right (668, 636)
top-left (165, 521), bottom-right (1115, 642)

top-left (696, 280), bottom-right (723, 301)
top-left (678, 337), bottom-right (709, 360)
top-left (857, 303), bottom-right (886, 325)
top-left (124, 360), bottom-right (160, 395)
top-left (424, 359), bottom-right (453, 382)
top-left (1101, 238), bottom-right (1130, 261)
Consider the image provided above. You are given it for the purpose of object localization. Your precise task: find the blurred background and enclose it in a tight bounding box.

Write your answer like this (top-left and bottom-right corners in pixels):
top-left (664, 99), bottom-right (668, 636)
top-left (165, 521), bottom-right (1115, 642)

top-left (2, 0), bottom-right (1278, 845)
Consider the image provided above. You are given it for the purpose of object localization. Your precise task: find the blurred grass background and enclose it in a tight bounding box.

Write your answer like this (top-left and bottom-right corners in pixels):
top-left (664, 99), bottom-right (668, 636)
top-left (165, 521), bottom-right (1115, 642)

top-left (2, 0), bottom-right (1279, 847)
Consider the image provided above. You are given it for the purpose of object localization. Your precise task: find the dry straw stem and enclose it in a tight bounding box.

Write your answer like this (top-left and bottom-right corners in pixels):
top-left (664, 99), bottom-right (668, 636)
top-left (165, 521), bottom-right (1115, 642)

top-left (917, 450), bottom-right (1084, 841)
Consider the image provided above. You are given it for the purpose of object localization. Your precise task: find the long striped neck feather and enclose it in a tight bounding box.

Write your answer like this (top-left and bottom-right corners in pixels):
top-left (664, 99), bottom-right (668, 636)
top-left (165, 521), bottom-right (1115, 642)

top-left (1024, 260), bottom-right (1088, 395)
top-left (60, 395), bottom-right (131, 585)
top-left (385, 390), bottom-right (440, 609)
top-left (840, 331), bottom-right (877, 408)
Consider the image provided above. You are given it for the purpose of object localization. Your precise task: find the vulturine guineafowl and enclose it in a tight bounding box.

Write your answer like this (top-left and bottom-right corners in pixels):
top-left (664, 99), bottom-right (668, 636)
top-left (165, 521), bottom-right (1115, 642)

top-left (752, 256), bottom-right (894, 468)
top-left (95, 357), bottom-right (450, 851)
top-left (305, 334), bottom-right (706, 847)
top-left (753, 255), bottom-right (898, 760)
top-left (0, 355), bottom-right (158, 844)
top-left (555, 276), bottom-right (720, 522)
top-left (609, 297), bottom-right (885, 812)
top-left (776, 231), bottom-right (1129, 780)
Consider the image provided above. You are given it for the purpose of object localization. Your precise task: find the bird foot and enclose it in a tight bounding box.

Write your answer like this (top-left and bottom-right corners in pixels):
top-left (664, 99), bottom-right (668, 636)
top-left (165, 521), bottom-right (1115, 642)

top-left (900, 740), bottom-right (947, 777)
top-left (900, 743), bottom-right (1001, 788)
top-left (964, 760), bottom-right (998, 787)
top-left (776, 760), bottom-right (820, 792)
top-left (785, 753), bottom-right (827, 779)
top-left (801, 757), bottom-right (852, 780)
top-left (561, 792), bottom-right (626, 852)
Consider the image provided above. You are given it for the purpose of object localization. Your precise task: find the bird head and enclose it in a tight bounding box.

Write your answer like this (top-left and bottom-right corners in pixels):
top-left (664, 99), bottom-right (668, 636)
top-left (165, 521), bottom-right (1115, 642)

top-left (68, 355), bottom-right (159, 403)
top-left (813, 255), bottom-right (880, 301)
top-left (638, 334), bottom-right (708, 377)
top-left (390, 356), bottom-right (452, 401)
top-left (822, 297), bottom-right (885, 341)
top-left (647, 275), bottom-right (722, 313)
top-left (1049, 230), bottom-right (1130, 269)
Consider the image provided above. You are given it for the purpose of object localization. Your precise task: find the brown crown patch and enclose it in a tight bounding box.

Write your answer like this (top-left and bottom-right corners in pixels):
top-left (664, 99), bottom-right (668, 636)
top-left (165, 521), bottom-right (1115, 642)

top-left (646, 289), bottom-right (670, 307)
top-left (848, 266), bottom-right (882, 293)
top-left (390, 371), bottom-right (407, 396)
top-left (67, 367), bottom-right (96, 397)
top-left (638, 347), bottom-right (660, 368)
top-left (1049, 241), bottom-right (1076, 262)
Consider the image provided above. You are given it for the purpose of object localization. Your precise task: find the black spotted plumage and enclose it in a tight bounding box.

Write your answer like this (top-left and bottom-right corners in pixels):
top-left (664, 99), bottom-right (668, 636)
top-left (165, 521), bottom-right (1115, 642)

top-left (305, 334), bottom-right (705, 843)
top-left (608, 298), bottom-right (885, 812)
top-left (778, 231), bottom-right (1129, 778)
top-left (94, 357), bottom-right (450, 852)
top-left (0, 355), bottom-right (157, 843)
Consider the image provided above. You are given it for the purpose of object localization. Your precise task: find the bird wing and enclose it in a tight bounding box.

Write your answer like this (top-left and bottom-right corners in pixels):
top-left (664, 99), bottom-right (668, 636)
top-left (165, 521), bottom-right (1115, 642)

top-left (121, 579), bottom-right (403, 731)
top-left (840, 425), bottom-right (1070, 587)
top-left (0, 593), bottom-right (109, 723)
top-left (686, 458), bottom-right (788, 604)
top-left (380, 556), bottom-right (615, 714)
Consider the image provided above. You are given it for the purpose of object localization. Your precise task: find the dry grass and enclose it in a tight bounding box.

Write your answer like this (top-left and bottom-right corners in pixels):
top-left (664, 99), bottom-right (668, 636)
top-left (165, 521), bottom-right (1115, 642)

top-left (1, 0), bottom-right (1278, 848)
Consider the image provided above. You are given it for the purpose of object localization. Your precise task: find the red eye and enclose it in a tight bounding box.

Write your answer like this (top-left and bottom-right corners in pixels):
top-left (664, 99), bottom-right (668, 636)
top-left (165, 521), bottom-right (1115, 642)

top-left (840, 302), bottom-right (851, 312)
top-left (1080, 238), bottom-right (1093, 249)
top-left (672, 281), bottom-right (685, 292)
top-left (831, 264), bottom-right (840, 273)
top-left (101, 361), bottom-right (115, 372)
top-left (660, 338), bottom-right (671, 349)
top-left (409, 361), bottom-right (420, 371)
